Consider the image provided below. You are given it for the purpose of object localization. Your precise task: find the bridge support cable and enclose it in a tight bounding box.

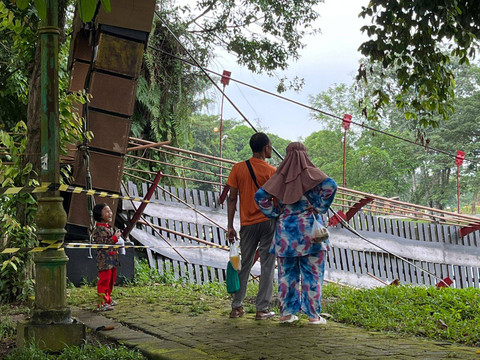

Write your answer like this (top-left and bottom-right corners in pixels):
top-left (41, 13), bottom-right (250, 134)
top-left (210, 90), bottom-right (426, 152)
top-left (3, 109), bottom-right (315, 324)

top-left (148, 46), bottom-right (480, 168)
top-left (154, 12), bottom-right (284, 161)
top-left (120, 181), bottom-right (190, 263)
top-left (123, 172), bottom-right (228, 232)
top-left (328, 208), bottom-right (451, 287)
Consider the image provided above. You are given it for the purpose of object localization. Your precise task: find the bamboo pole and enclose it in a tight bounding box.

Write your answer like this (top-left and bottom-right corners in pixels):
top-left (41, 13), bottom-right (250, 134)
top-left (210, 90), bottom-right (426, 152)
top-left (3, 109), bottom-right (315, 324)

top-left (330, 202), bottom-right (466, 227)
top-left (338, 186), bottom-right (480, 225)
top-left (332, 195), bottom-right (472, 226)
top-left (124, 168), bottom-right (223, 187)
top-left (129, 141), bottom-right (232, 171)
top-left (127, 140), bottom-right (171, 152)
top-left (126, 154), bottom-right (228, 179)
top-left (137, 220), bottom-right (228, 250)
top-left (129, 136), bottom-right (236, 164)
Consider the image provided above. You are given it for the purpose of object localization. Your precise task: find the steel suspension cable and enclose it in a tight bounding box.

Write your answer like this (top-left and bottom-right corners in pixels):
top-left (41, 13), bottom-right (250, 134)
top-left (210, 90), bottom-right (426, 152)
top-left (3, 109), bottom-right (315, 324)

top-left (328, 208), bottom-right (450, 286)
top-left (154, 11), bottom-right (284, 161)
top-left (148, 45), bottom-right (480, 167)
top-left (154, 13), bottom-right (463, 287)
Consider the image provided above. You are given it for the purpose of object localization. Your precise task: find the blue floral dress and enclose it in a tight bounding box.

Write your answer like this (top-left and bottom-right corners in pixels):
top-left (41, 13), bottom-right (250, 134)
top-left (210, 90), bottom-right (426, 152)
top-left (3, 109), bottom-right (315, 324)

top-left (254, 178), bottom-right (337, 318)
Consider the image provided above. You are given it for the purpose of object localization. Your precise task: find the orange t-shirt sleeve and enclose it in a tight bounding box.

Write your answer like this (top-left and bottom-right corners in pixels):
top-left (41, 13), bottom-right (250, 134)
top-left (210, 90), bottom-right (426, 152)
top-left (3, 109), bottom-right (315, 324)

top-left (226, 164), bottom-right (238, 189)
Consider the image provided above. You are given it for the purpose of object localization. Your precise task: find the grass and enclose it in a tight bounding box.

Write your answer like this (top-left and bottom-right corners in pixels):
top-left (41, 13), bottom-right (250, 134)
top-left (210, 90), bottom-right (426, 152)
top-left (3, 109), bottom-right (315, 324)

top-left (5, 341), bottom-right (145, 360)
top-left (322, 284), bottom-right (480, 345)
top-left (0, 304), bottom-right (29, 341)
top-left (5, 259), bottom-right (480, 358)
top-left (69, 279), bottom-right (480, 346)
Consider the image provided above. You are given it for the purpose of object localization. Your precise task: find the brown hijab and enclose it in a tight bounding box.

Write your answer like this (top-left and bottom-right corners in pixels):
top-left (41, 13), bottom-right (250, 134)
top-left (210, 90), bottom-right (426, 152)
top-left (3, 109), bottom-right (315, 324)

top-left (262, 142), bottom-right (328, 204)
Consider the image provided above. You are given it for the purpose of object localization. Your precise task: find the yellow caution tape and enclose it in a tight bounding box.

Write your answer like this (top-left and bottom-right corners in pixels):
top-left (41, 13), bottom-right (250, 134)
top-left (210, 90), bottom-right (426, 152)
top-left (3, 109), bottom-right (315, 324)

top-left (0, 183), bottom-right (162, 206)
top-left (1, 242), bottom-right (228, 255)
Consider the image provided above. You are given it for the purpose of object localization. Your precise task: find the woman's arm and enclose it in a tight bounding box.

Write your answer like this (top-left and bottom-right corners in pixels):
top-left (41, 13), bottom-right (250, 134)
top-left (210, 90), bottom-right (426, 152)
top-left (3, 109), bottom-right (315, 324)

top-left (306, 178), bottom-right (337, 214)
top-left (254, 188), bottom-right (282, 219)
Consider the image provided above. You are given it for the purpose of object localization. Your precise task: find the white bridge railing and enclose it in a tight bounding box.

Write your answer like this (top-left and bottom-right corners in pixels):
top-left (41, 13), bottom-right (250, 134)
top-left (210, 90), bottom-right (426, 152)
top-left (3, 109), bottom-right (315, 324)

top-left (123, 181), bottom-right (480, 289)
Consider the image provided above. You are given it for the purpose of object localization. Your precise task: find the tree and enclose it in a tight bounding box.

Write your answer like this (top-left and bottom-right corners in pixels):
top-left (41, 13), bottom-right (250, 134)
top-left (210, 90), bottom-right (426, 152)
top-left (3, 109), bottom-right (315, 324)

top-left (0, 0), bottom-right (96, 303)
top-left (309, 58), bottom-right (480, 211)
top-left (359, 1), bottom-right (480, 127)
top-left (136, 0), bottom-right (322, 149)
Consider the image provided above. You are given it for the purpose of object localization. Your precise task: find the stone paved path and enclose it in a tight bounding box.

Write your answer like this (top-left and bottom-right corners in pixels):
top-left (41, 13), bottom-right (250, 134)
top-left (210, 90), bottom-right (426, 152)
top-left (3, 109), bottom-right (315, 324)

top-left (73, 300), bottom-right (480, 360)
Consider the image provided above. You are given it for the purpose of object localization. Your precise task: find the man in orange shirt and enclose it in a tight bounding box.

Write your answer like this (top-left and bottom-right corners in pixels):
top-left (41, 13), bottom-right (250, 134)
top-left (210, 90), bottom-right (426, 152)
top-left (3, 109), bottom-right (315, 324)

top-left (227, 132), bottom-right (276, 320)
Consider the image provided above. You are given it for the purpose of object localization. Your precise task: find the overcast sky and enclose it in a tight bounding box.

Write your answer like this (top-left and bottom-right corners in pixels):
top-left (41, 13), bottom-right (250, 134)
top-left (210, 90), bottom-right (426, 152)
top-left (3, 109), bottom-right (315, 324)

top-left (203, 0), bottom-right (369, 140)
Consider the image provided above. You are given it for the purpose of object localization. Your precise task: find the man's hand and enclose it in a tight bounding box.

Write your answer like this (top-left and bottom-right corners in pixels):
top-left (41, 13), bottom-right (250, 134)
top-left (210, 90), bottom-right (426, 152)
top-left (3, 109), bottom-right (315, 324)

top-left (227, 227), bottom-right (237, 244)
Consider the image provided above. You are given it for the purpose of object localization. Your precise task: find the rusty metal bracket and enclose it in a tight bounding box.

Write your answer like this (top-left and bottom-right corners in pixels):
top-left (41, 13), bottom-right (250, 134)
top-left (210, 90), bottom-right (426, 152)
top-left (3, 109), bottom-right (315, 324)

top-left (329, 196), bottom-right (374, 227)
top-left (122, 171), bottom-right (163, 238)
top-left (459, 224), bottom-right (480, 238)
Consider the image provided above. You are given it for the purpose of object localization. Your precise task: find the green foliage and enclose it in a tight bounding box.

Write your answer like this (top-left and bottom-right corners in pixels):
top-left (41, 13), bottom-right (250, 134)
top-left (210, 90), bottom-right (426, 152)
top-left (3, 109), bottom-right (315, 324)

top-left (0, 314), bottom-right (15, 341)
top-left (323, 284), bottom-right (480, 345)
top-left (133, 258), bottom-right (177, 286)
top-left (0, 0), bottom-right (96, 303)
top-left (359, 1), bottom-right (480, 127)
top-left (0, 123), bottom-right (38, 303)
top-left (176, 0), bottom-right (322, 75)
top-left (0, 1), bottom-right (37, 129)
top-left (0, 303), bottom-right (29, 342)
top-left (58, 89), bottom-right (92, 156)
top-left (6, 342), bottom-right (145, 360)
top-left (308, 61), bottom-right (480, 210)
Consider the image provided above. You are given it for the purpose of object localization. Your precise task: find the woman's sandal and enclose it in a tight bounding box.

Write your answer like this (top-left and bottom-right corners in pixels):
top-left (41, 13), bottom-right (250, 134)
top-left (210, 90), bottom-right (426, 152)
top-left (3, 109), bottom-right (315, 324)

top-left (308, 317), bottom-right (327, 325)
top-left (279, 315), bottom-right (299, 324)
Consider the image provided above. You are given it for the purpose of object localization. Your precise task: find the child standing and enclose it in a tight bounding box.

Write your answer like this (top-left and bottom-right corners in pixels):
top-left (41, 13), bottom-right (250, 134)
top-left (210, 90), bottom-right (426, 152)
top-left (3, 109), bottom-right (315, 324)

top-left (92, 203), bottom-right (122, 311)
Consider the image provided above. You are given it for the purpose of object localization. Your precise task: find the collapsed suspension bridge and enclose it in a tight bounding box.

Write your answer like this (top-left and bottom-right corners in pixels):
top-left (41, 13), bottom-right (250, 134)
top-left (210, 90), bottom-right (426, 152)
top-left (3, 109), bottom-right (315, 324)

top-left (1, 1), bottom-right (479, 290)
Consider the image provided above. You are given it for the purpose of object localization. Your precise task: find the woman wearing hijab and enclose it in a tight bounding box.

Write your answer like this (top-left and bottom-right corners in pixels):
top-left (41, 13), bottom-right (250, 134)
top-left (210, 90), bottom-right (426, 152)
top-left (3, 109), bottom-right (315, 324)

top-left (254, 142), bottom-right (337, 324)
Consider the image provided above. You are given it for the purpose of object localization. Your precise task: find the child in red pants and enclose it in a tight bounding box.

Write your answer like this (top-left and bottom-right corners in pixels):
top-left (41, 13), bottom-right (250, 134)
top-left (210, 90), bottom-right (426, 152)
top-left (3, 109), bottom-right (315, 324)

top-left (93, 203), bottom-right (122, 311)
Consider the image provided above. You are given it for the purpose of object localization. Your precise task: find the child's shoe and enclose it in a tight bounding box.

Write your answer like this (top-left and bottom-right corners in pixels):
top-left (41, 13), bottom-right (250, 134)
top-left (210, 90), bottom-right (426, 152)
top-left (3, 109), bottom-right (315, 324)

top-left (97, 303), bottom-right (114, 312)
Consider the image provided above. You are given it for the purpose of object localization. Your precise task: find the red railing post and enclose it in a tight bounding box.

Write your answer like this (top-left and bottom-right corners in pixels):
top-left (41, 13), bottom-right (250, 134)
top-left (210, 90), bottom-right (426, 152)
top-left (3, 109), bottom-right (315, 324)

top-left (123, 171), bottom-right (163, 238)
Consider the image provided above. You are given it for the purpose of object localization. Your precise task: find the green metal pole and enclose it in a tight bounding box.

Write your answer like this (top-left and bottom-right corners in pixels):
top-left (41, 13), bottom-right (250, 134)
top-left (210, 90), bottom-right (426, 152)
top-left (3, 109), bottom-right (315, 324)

top-left (40, 1), bottom-right (60, 184)
top-left (17, 0), bottom-right (85, 350)
top-left (35, 0), bottom-right (70, 324)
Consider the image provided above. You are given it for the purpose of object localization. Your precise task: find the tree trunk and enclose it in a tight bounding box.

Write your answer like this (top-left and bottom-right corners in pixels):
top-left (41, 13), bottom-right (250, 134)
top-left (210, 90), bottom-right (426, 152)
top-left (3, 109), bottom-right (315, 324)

top-left (16, 44), bottom-right (41, 227)
top-left (17, 2), bottom-right (68, 226)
